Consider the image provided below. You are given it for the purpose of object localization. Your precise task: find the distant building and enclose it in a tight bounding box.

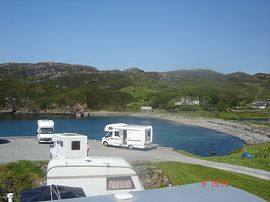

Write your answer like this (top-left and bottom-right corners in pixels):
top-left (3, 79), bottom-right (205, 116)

top-left (141, 106), bottom-right (153, 112)
top-left (251, 101), bottom-right (267, 110)
top-left (175, 97), bottom-right (200, 106)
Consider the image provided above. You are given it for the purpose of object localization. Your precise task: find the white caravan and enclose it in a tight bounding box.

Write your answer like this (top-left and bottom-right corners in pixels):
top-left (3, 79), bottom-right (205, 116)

top-left (46, 157), bottom-right (144, 197)
top-left (37, 120), bottom-right (55, 143)
top-left (102, 123), bottom-right (153, 150)
top-left (50, 133), bottom-right (88, 159)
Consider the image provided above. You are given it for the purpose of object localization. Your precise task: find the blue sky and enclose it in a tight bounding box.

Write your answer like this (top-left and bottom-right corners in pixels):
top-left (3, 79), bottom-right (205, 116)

top-left (0, 0), bottom-right (269, 74)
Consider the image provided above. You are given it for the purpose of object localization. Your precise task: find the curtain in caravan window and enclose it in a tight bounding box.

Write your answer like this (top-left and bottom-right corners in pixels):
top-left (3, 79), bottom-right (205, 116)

top-left (115, 131), bottom-right (120, 137)
top-left (107, 176), bottom-right (135, 190)
top-left (71, 141), bottom-right (80, 150)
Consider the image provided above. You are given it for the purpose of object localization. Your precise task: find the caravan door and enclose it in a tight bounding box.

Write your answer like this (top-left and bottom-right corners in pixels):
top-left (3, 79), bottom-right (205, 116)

top-left (123, 130), bottom-right (127, 145)
top-left (111, 130), bottom-right (121, 146)
top-left (118, 129), bottom-right (127, 146)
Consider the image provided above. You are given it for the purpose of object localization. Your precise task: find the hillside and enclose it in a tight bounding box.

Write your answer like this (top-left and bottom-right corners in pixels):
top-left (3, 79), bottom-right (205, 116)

top-left (0, 62), bottom-right (269, 114)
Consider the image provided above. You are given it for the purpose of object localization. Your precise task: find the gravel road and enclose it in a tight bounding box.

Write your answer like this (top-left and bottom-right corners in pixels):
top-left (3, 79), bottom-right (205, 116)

top-left (1, 137), bottom-right (270, 180)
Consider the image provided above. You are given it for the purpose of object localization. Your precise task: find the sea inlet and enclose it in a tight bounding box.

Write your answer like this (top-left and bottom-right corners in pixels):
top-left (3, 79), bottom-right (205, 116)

top-left (0, 114), bottom-right (245, 156)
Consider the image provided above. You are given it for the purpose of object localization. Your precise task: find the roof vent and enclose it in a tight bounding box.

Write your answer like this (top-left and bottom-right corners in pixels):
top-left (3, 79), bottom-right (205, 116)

top-left (114, 192), bottom-right (133, 200)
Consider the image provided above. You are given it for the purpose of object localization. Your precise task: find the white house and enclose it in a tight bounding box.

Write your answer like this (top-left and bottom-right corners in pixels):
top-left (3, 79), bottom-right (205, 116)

top-left (251, 101), bottom-right (267, 110)
top-left (175, 97), bottom-right (200, 106)
top-left (140, 106), bottom-right (153, 112)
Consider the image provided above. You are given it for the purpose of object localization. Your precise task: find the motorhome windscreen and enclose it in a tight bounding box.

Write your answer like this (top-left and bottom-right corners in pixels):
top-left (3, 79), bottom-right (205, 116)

top-left (107, 176), bottom-right (135, 190)
top-left (71, 141), bottom-right (80, 150)
top-left (40, 128), bottom-right (53, 134)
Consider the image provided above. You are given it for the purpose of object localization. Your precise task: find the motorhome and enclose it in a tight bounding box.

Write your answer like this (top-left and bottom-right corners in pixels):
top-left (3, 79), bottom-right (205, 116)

top-left (50, 133), bottom-right (88, 159)
top-left (102, 123), bottom-right (153, 150)
top-left (46, 156), bottom-right (144, 197)
top-left (37, 120), bottom-right (55, 143)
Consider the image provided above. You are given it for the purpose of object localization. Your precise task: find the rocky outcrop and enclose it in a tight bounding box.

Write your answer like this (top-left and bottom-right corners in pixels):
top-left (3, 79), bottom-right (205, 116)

top-left (131, 161), bottom-right (171, 189)
top-left (10, 103), bottom-right (90, 117)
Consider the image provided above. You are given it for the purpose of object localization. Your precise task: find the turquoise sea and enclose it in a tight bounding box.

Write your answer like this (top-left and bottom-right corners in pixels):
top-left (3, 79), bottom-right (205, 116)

top-left (0, 114), bottom-right (245, 156)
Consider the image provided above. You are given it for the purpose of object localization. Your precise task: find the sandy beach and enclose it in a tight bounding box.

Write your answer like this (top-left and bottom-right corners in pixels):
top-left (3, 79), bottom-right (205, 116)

top-left (89, 111), bottom-right (270, 145)
top-left (1, 110), bottom-right (269, 145)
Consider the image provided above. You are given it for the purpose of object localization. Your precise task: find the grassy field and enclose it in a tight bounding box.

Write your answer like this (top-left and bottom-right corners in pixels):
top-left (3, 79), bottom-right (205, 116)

top-left (0, 160), bottom-right (46, 202)
top-left (154, 161), bottom-right (270, 201)
top-left (216, 111), bottom-right (270, 121)
top-left (0, 160), bottom-right (269, 201)
top-left (178, 142), bottom-right (270, 171)
top-left (175, 110), bottom-right (270, 121)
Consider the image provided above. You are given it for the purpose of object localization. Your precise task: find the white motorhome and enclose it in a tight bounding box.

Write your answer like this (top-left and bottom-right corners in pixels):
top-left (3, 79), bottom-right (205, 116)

top-left (50, 133), bottom-right (88, 159)
top-left (102, 123), bottom-right (153, 150)
top-left (37, 120), bottom-right (55, 143)
top-left (46, 157), bottom-right (144, 197)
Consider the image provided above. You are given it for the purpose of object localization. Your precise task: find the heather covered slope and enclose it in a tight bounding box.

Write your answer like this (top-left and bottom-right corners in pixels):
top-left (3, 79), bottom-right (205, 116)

top-left (0, 62), bottom-right (269, 113)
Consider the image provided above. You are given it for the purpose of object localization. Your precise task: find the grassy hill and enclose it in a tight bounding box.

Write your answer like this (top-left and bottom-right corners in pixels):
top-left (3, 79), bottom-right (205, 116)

top-left (0, 62), bottom-right (269, 114)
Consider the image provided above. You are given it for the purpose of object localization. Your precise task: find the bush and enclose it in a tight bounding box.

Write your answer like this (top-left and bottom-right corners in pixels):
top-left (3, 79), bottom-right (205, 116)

top-left (0, 161), bottom-right (46, 202)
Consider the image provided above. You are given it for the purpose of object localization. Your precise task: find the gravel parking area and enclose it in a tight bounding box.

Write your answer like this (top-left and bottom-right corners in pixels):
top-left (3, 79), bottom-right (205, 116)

top-left (1, 137), bottom-right (270, 180)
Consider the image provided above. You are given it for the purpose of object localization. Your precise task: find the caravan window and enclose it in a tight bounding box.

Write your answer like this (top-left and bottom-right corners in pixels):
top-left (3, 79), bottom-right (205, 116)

top-left (71, 141), bottom-right (80, 150)
top-left (114, 131), bottom-right (120, 137)
top-left (107, 176), bottom-right (135, 190)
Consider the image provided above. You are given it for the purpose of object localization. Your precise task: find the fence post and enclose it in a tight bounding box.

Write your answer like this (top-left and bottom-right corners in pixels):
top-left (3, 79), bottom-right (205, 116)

top-left (7, 193), bottom-right (14, 202)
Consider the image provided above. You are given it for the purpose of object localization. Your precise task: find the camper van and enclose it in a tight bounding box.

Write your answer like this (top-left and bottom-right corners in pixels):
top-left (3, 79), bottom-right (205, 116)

top-left (102, 123), bottom-right (153, 150)
top-left (46, 156), bottom-right (144, 197)
top-left (37, 120), bottom-right (55, 143)
top-left (50, 133), bottom-right (88, 159)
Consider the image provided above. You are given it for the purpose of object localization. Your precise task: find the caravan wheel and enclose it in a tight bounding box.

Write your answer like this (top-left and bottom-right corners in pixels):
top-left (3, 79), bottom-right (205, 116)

top-left (103, 141), bottom-right (108, 147)
top-left (128, 145), bottom-right (133, 150)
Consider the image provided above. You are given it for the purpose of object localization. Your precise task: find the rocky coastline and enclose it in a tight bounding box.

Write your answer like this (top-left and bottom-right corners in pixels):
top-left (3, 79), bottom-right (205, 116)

top-left (1, 109), bottom-right (269, 145)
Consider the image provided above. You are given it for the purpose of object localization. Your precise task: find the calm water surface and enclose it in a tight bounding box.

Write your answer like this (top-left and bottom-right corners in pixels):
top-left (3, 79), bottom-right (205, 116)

top-left (0, 114), bottom-right (245, 156)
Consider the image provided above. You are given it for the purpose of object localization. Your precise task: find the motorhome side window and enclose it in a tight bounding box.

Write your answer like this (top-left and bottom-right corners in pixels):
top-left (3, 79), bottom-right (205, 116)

top-left (107, 176), bottom-right (135, 190)
top-left (147, 131), bottom-right (151, 137)
top-left (71, 141), bottom-right (80, 150)
top-left (115, 131), bottom-right (119, 137)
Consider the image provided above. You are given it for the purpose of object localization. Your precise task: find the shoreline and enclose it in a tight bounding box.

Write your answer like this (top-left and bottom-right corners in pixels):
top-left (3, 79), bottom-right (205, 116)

top-left (1, 110), bottom-right (269, 145)
top-left (90, 111), bottom-right (270, 145)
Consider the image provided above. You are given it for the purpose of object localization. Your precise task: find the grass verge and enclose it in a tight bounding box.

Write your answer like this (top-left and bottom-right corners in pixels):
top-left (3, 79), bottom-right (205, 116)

top-left (154, 161), bottom-right (270, 201)
top-left (178, 142), bottom-right (270, 172)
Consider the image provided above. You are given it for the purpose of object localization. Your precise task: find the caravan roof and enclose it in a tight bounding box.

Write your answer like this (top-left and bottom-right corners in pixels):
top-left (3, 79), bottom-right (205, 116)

top-left (47, 156), bottom-right (133, 171)
top-left (53, 133), bottom-right (87, 139)
top-left (105, 123), bottom-right (152, 131)
top-left (51, 182), bottom-right (265, 202)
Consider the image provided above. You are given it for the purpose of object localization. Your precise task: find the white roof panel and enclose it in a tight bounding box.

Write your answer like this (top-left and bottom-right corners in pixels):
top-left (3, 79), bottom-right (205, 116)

top-left (50, 182), bottom-right (265, 202)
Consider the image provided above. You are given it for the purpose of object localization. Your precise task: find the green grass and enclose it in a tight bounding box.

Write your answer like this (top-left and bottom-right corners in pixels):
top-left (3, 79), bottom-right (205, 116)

top-left (173, 110), bottom-right (270, 121)
top-left (216, 111), bottom-right (270, 120)
top-left (178, 142), bottom-right (270, 172)
top-left (154, 161), bottom-right (270, 201)
top-left (0, 160), bottom-right (46, 202)
top-left (121, 86), bottom-right (159, 98)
